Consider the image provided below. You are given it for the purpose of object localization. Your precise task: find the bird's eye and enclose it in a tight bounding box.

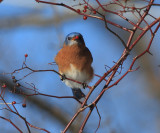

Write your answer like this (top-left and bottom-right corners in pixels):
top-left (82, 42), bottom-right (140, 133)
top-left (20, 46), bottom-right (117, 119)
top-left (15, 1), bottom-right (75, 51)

top-left (68, 37), bottom-right (72, 40)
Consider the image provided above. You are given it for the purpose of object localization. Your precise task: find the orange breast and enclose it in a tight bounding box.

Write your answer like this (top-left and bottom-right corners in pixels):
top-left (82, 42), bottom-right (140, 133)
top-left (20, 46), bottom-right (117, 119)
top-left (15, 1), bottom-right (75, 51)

top-left (55, 44), bottom-right (93, 80)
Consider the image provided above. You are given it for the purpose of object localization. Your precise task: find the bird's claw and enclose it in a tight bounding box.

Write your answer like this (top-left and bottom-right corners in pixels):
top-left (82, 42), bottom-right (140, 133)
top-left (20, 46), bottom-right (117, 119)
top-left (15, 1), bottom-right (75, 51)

top-left (82, 82), bottom-right (88, 89)
top-left (60, 74), bottom-right (66, 81)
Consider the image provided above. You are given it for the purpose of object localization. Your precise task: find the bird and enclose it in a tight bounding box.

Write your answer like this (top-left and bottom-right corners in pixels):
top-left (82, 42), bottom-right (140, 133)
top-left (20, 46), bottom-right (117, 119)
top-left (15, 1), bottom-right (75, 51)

top-left (55, 32), bottom-right (94, 99)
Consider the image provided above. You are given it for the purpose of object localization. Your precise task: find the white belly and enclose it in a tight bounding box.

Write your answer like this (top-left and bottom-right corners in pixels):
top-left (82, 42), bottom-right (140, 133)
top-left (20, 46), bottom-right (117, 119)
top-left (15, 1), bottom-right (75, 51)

top-left (63, 64), bottom-right (90, 89)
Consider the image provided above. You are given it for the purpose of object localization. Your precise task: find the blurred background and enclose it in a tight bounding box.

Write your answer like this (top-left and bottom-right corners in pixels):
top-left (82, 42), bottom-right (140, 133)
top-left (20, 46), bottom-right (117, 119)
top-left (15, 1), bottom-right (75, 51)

top-left (0, 0), bottom-right (160, 133)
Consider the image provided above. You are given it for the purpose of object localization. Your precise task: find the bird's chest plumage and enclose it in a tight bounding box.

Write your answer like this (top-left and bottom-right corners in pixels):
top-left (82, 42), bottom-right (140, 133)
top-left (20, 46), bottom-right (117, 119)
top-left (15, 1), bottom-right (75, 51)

top-left (55, 45), bottom-right (90, 73)
top-left (55, 45), bottom-right (93, 88)
top-left (64, 64), bottom-right (91, 88)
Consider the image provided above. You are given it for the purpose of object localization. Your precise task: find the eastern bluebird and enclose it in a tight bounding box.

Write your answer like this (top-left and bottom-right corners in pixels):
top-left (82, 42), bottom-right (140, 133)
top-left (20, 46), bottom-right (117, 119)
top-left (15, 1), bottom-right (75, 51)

top-left (55, 32), bottom-right (93, 99)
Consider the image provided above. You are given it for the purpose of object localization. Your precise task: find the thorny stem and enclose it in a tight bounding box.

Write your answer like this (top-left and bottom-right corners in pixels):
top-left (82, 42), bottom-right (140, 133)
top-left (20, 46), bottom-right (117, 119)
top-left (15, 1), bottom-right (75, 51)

top-left (0, 116), bottom-right (23, 133)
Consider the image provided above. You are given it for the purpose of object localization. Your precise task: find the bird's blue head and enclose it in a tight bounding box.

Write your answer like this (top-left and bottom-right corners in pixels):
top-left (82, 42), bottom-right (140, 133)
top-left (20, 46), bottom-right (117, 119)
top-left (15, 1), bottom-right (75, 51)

top-left (64, 32), bottom-right (85, 46)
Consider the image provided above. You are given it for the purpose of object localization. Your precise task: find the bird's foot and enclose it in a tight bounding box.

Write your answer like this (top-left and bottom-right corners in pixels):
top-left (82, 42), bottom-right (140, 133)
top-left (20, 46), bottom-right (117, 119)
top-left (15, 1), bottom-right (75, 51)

top-left (60, 74), bottom-right (66, 81)
top-left (82, 82), bottom-right (88, 89)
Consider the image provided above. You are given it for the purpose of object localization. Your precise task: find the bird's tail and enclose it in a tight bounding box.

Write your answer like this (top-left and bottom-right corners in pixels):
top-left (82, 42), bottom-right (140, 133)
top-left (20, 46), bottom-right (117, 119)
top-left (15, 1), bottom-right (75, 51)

top-left (71, 88), bottom-right (85, 99)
